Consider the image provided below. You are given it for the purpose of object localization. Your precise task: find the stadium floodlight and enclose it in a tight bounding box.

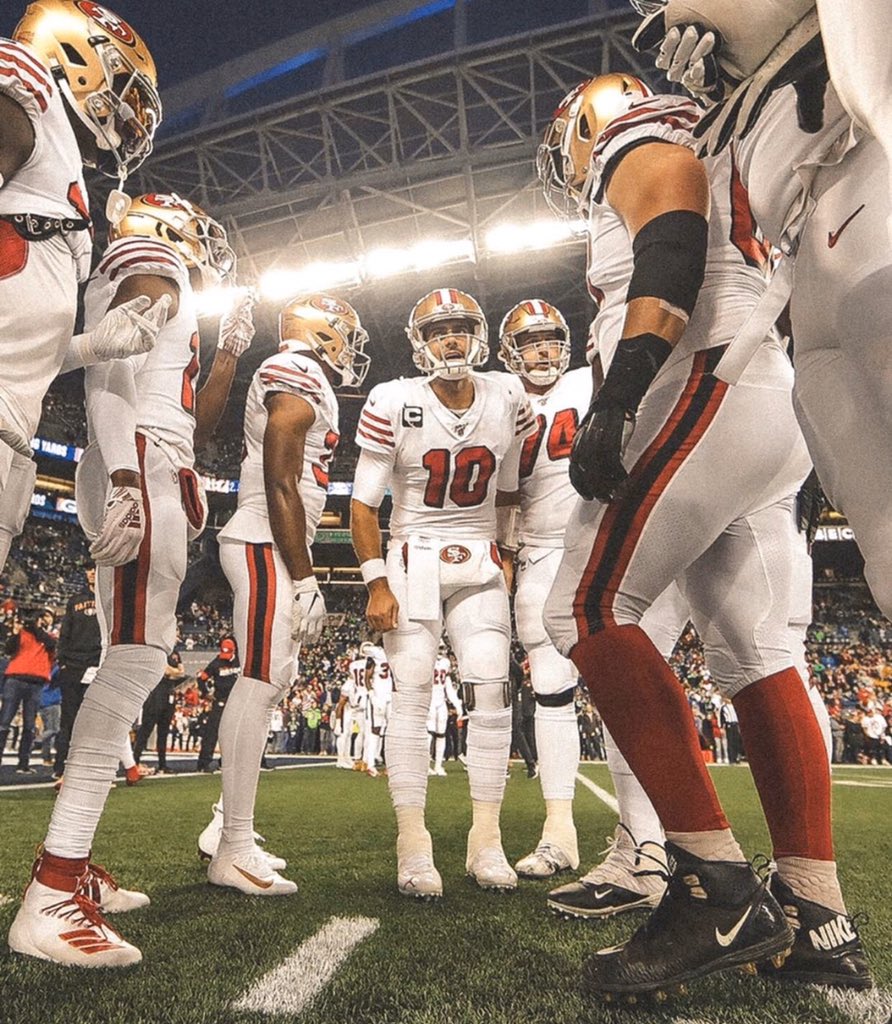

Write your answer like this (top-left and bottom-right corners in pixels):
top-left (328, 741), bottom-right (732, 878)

top-left (260, 261), bottom-right (361, 301)
top-left (485, 218), bottom-right (587, 254)
top-left (363, 237), bottom-right (475, 279)
top-left (193, 285), bottom-right (254, 320)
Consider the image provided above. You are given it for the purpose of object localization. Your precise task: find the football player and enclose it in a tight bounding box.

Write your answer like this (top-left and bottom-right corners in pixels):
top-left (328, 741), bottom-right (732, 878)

top-left (8, 193), bottom-right (255, 967)
top-left (362, 642), bottom-right (392, 777)
top-left (204, 293), bottom-right (369, 896)
top-left (428, 641), bottom-right (463, 776)
top-left (493, 300), bottom-right (590, 877)
top-left (351, 288), bottom-right (535, 897)
top-left (337, 646), bottom-right (367, 768)
top-left (631, 0), bottom-right (892, 636)
top-left (0, 1), bottom-right (169, 574)
top-left (538, 75), bottom-right (865, 998)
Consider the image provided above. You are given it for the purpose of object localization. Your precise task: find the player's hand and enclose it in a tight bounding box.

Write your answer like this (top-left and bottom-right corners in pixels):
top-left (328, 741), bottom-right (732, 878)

top-left (89, 295), bottom-right (172, 362)
top-left (90, 485), bottom-right (145, 566)
top-left (366, 579), bottom-right (399, 633)
top-left (569, 399), bottom-right (633, 503)
top-left (217, 289), bottom-right (257, 358)
top-left (292, 576), bottom-right (326, 643)
top-left (634, 12), bottom-right (723, 102)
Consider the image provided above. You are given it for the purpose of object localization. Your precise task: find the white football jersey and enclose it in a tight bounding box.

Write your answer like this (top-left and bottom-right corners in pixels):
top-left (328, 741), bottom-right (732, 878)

top-left (735, 83), bottom-right (856, 250)
top-left (493, 368), bottom-right (592, 547)
top-left (367, 646), bottom-right (393, 703)
top-left (586, 95), bottom-right (770, 374)
top-left (221, 352), bottom-right (339, 546)
top-left (356, 373), bottom-right (535, 540)
top-left (430, 656), bottom-right (462, 712)
top-left (0, 39), bottom-right (91, 281)
top-left (346, 659), bottom-right (366, 704)
top-left (83, 237), bottom-right (198, 468)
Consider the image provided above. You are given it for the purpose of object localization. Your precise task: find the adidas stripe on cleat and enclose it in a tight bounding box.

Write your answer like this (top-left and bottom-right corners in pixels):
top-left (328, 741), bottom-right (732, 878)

top-left (757, 876), bottom-right (872, 989)
top-left (8, 879), bottom-right (142, 968)
top-left (581, 843), bottom-right (793, 999)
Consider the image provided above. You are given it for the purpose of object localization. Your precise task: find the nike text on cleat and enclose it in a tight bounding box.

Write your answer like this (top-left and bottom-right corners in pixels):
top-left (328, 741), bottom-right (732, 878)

top-left (207, 849), bottom-right (297, 896)
top-left (397, 852), bottom-right (443, 900)
top-left (581, 843), bottom-right (794, 999)
top-left (548, 824), bottom-right (666, 919)
top-left (84, 863), bottom-right (150, 914)
top-left (757, 876), bottom-right (872, 990)
top-left (516, 842), bottom-right (575, 880)
top-left (8, 879), bottom-right (142, 968)
top-left (466, 847), bottom-right (518, 892)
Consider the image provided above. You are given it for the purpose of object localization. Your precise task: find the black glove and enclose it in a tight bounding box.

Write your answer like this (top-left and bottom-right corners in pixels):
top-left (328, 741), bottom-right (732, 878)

top-left (796, 469), bottom-right (828, 547)
top-left (569, 398), bottom-right (631, 503)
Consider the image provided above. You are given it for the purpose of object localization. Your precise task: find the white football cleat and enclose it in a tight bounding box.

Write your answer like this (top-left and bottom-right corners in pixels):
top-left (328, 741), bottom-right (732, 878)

top-left (515, 842), bottom-right (575, 880)
top-left (467, 847), bottom-right (518, 892)
top-left (197, 803), bottom-right (286, 869)
top-left (208, 849), bottom-right (297, 896)
top-left (85, 863), bottom-right (150, 914)
top-left (8, 879), bottom-right (142, 967)
top-left (397, 852), bottom-right (443, 900)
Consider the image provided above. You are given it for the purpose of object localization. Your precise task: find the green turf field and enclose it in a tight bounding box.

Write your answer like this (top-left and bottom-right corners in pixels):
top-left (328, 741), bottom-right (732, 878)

top-left (0, 763), bottom-right (890, 1024)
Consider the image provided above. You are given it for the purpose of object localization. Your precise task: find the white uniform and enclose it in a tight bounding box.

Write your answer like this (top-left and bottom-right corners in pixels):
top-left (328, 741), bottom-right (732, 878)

top-left (81, 238), bottom-right (198, 656)
top-left (0, 40), bottom-right (92, 446)
top-left (427, 655), bottom-right (462, 736)
top-left (356, 373), bottom-right (534, 688)
top-left (355, 371), bottom-right (534, 812)
top-left (363, 645), bottom-right (392, 768)
top-left (735, 84), bottom-right (892, 618)
top-left (544, 96), bottom-right (812, 696)
top-left (219, 352), bottom-right (339, 689)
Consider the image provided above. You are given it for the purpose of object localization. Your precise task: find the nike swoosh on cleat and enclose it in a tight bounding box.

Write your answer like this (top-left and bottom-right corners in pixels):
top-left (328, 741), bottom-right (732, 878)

top-left (715, 908), bottom-right (752, 947)
top-left (828, 204), bottom-right (865, 248)
top-left (592, 889), bottom-right (614, 900)
top-left (235, 866), bottom-right (274, 889)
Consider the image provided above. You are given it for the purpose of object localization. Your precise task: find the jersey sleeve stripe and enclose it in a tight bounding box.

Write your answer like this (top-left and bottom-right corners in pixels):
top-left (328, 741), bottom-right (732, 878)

top-left (107, 254), bottom-right (182, 282)
top-left (258, 373), bottom-right (322, 404)
top-left (0, 43), bottom-right (52, 89)
top-left (357, 426), bottom-right (394, 448)
top-left (362, 410), bottom-right (391, 428)
top-left (359, 415), bottom-right (393, 437)
top-left (0, 55), bottom-right (50, 113)
top-left (99, 241), bottom-right (181, 274)
top-left (594, 107), bottom-right (699, 157)
top-left (262, 365), bottom-right (325, 394)
top-left (358, 418), bottom-right (393, 440)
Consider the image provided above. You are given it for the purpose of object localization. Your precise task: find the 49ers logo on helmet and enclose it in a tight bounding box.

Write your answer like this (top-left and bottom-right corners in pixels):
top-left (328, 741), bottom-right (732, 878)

top-left (74, 2), bottom-right (137, 45)
top-left (142, 194), bottom-right (183, 210)
top-left (311, 296), bottom-right (347, 316)
top-left (440, 545), bottom-right (471, 565)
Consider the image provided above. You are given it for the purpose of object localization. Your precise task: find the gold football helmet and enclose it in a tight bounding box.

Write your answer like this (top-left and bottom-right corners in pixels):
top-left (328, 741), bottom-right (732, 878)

top-left (499, 300), bottom-right (571, 387)
top-left (14, 0), bottom-right (160, 179)
top-left (537, 73), bottom-right (652, 217)
top-left (108, 193), bottom-right (236, 286)
top-left (278, 294), bottom-right (370, 388)
top-left (406, 288), bottom-right (488, 379)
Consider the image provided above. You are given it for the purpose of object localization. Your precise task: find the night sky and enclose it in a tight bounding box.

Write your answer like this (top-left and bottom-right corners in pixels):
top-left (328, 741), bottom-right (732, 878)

top-left (1, 1), bottom-right (376, 87)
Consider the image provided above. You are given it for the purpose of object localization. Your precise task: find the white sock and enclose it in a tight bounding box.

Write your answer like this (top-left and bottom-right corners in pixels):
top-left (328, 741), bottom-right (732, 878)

top-left (337, 726), bottom-right (351, 763)
top-left (535, 701), bottom-right (579, 801)
top-left (468, 799), bottom-right (502, 860)
top-left (466, 706), bottom-right (512, 804)
top-left (120, 737), bottom-right (135, 770)
top-left (45, 645), bottom-right (166, 858)
top-left (666, 828), bottom-right (744, 863)
top-left (776, 855), bottom-right (846, 914)
top-left (386, 686), bottom-right (431, 810)
top-left (218, 675), bottom-right (280, 857)
top-left (604, 725), bottom-right (665, 847)
top-left (433, 735), bottom-right (445, 770)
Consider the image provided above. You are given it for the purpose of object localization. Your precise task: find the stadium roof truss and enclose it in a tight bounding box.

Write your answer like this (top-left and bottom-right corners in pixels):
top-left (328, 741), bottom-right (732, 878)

top-left (134, 12), bottom-right (653, 293)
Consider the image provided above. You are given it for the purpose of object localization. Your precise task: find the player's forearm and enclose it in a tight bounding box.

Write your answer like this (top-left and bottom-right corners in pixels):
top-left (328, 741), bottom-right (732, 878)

top-left (350, 499), bottom-right (384, 565)
top-left (0, 94), bottom-right (35, 185)
top-left (86, 362), bottom-right (140, 474)
top-left (267, 480), bottom-right (313, 581)
top-left (194, 350), bottom-right (238, 452)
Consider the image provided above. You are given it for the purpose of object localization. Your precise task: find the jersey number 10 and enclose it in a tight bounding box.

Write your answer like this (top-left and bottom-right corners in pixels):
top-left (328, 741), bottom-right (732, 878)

top-left (422, 446), bottom-right (496, 508)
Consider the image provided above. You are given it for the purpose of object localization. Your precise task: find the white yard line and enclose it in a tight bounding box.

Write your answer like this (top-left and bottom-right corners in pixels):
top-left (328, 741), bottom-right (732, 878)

top-left (819, 985), bottom-right (892, 1024)
top-left (233, 915), bottom-right (379, 1016)
top-left (833, 779), bottom-right (892, 789)
top-left (575, 771), bottom-right (619, 814)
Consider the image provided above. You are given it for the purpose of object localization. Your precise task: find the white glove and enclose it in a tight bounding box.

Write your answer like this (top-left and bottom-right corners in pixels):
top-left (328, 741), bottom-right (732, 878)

top-left (89, 485), bottom-right (145, 566)
top-left (217, 290), bottom-right (257, 357)
top-left (291, 576), bottom-right (326, 644)
top-left (74, 295), bottom-right (172, 367)
top-left (0, 417), bottom-right (33, 458)
top-left (656, 24), bottom-right (722, 99)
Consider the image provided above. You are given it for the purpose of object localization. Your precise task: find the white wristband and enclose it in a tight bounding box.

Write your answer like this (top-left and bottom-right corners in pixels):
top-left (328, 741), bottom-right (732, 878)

top-left (361, 558), bottom-right (387, 586)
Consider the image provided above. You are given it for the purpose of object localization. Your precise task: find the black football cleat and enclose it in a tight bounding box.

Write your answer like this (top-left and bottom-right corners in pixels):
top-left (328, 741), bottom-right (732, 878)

top-left (581, 843), bottom-right (793, 1002)
top-left (758, 876), bottom-right (872, 990)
